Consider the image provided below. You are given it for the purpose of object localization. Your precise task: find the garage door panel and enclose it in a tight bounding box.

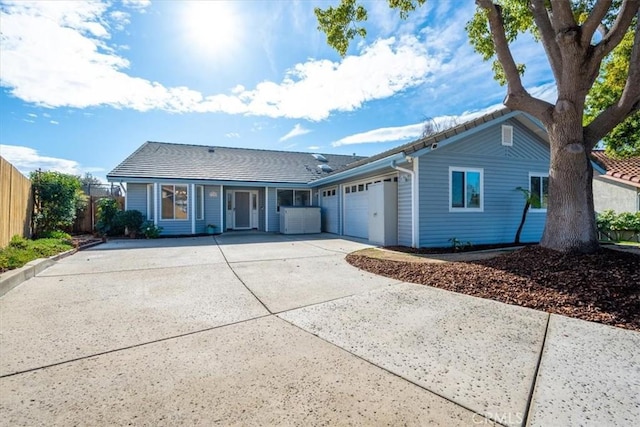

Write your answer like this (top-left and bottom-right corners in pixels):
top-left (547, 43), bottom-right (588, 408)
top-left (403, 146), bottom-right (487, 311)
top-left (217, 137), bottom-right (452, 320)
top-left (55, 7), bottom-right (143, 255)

top-left (343, 191), bottom-right (368, 239)
top-left (321, 195), bottom-right (338, 234)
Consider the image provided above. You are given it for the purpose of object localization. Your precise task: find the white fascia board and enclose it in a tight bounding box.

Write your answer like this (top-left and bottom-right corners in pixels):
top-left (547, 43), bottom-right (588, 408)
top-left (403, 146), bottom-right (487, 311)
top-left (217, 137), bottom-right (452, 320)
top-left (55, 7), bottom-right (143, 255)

top-left (310, 152), bottom-right (406, 187)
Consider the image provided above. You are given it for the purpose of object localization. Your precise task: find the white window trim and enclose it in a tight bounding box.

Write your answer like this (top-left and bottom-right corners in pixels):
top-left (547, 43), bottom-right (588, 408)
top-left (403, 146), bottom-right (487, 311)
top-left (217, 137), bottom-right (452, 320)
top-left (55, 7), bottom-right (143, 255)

top-left (160, 183), bottom-right (190, 221)
top-left (528, 172), bottom-right (549, 212)
top-left (195, 185), bottom-right (204, 220)
top-left (276, 188), bottom-right (312, 212)
top-left (147, 184), bottom-right (155, 221)
top-left (449, 167), bottom-right (484, 212)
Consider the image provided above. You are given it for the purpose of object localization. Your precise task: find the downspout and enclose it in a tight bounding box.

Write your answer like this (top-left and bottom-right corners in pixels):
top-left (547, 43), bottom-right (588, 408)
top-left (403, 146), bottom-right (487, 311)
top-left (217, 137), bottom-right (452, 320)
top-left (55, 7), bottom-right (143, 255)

top-left (391, 159), bottom-right (416, 248)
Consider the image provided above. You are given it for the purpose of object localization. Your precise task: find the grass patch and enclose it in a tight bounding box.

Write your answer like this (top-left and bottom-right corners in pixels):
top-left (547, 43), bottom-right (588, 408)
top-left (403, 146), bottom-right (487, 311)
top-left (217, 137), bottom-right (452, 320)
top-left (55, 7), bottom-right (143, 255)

top-left (0, 235), bottom-right (74, 273)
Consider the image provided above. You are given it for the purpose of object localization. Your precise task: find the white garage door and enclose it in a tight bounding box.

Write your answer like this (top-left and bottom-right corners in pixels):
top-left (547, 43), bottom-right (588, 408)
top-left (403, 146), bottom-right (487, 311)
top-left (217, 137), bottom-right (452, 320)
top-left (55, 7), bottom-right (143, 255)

top-left (343, 183), bottom-right (369, 239)
top-left (320, 188), bottom-right (338, 234)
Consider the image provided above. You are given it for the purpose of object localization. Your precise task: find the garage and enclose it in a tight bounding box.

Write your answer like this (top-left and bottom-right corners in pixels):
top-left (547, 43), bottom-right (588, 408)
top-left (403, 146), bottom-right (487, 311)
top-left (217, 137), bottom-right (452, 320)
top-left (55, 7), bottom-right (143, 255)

top-left (320, 187), bottom-right (339, 234)
top-left (343, 175), bottom-right (399, 240)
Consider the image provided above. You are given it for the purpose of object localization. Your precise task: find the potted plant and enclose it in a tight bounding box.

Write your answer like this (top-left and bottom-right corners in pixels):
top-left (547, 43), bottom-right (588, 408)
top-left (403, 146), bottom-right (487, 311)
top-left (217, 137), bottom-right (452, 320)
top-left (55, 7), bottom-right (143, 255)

top-left (206, 224), bottom-right (217, 235)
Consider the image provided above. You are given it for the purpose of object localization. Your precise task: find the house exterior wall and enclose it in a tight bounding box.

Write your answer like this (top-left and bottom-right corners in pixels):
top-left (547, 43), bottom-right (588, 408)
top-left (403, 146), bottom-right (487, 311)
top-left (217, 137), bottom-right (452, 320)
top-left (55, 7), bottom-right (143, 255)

top-left (396, 164), bottom-right (413, 246)
top-left (417, 118), bottom-right (550, 247)
top-left (593, 175), bottom-right (639, 212)
top-left (126, 183), bottom-right (148, 217)
top-left (267, 187), bottom-right (279, 232)
top-left (204, 185), bottom-right (222, 231)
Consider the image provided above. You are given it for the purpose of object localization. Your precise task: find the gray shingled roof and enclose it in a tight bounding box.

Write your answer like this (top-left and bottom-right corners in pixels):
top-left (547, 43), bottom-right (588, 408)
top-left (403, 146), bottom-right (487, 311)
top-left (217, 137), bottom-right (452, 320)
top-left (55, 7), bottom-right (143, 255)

top-left (107, 142), bottom-right (364, 184)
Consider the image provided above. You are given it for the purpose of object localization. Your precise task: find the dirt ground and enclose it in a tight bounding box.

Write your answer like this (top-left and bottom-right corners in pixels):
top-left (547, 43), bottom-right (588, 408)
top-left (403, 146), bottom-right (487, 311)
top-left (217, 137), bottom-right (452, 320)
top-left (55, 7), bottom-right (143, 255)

top-left (347, 245), bottom-right (640, 332)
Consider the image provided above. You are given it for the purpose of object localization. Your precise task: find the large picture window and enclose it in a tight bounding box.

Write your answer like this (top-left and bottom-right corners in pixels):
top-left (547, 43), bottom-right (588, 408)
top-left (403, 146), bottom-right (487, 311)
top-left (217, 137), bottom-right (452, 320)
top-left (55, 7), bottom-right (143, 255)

top-left (161, 184), bottom-right (188, 220)
top-left (277, 189), bottom-right (311, 212)
top-left (449, 167), bottom-right (483, 211)
top-left (529, 173), bottom-right (549, 210)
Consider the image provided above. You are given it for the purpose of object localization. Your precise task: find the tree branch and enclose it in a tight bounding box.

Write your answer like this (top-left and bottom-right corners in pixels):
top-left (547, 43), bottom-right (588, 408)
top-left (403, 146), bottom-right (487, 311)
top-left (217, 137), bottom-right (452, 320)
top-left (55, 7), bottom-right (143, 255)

top-left (530, 0), bottom-right (563, 82)
top-left (477, 0), bottom-right (553, 121)
top-left (549, 0), bottom-right (578, 32)
top-left (585, 16), bottom-right (640, 147)
top-left (594, 0), bottom-right (639, 59)
top-left (581, 0), bottom-right (612, 47)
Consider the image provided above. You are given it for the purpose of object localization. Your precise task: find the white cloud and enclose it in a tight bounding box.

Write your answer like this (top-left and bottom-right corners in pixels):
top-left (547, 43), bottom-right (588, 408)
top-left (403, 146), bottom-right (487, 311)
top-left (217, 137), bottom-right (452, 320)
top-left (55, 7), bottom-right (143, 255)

top-left (225, 132), bottom-right (240, 138)
top-left (332, 104), bottom-right (509, 147)
top-left (279, 124), bottom-right (311, 142)
top-left (23, 119), bottom-right (35, 123)
top-left (307, 146), bottom-right (320, 150)
top-left (27, 113), bottom-right (37, 118)
top-left (50, 120), bottom-right (59, 125)
top-left (333, 123), bottom-right (424, 147)
top-left (0, 144), bottom-right (82, 175)
top-left (0, 1), bottom-right (442, 121)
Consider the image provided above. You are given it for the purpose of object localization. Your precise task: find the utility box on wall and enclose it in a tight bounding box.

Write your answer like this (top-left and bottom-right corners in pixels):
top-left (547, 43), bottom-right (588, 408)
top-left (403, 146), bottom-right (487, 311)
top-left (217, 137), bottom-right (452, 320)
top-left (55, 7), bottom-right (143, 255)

top-left (279, 207), bottom-right (321, 234)
top-left (368, 181), bottom-right (398, 246)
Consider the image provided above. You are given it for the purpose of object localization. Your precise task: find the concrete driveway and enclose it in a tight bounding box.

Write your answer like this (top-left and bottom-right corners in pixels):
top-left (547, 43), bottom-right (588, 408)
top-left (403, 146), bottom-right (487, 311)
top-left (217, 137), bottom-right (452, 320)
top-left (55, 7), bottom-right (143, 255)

top-left (1, 233), bottom-right (638, 426)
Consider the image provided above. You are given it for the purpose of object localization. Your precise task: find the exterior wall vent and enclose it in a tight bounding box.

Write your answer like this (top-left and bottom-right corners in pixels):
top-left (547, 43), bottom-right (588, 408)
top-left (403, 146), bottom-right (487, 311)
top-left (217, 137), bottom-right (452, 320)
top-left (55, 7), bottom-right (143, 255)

top-left (312, 153), bottom-right (328, 162)
top-left (208, 148), bottom-right (215, 153)
top-left (502, 125), bottom-right (513, 146)
top-left (317, 164), bottom-right (333, 172)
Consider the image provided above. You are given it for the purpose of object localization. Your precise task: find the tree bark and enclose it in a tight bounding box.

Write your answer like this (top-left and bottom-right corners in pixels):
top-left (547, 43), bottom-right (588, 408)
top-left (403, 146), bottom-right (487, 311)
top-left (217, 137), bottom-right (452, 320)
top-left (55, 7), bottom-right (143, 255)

top-left (540, 115), bottom-right (599, 253)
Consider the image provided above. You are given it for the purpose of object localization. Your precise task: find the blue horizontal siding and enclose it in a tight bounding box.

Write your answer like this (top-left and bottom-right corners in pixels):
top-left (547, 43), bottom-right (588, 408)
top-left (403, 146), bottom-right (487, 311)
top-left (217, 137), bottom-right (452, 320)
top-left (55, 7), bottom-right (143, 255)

top-left (417, 120), bottom-right (549, 247)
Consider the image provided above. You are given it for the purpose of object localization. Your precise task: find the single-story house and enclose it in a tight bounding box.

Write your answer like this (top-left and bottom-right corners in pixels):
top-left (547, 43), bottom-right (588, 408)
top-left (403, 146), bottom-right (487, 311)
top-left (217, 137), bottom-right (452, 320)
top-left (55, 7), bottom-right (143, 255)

top-left (107, 108), bottom-right (551, 247)
top-left (591, 150), bottom-right (640, 213)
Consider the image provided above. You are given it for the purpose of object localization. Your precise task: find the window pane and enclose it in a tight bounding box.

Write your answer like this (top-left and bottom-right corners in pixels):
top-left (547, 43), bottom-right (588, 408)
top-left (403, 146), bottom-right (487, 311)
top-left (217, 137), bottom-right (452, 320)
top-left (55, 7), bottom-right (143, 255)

top-left (451, 171), bottom-right (464, 208)
top-left (295, 190), bottom-right (310, 206)
top-left (277, 190), bottom-right (293, 211)
top-left (466, 172), bottom-right (481, 208)
top-left (541, 177), bottom-right (549, 208)
top-left (175, 185), bottom-right (188, 219)
top-left (531, 176), bottom-right (541, 202)
top-left (161, 185), bottom-right (174, 219)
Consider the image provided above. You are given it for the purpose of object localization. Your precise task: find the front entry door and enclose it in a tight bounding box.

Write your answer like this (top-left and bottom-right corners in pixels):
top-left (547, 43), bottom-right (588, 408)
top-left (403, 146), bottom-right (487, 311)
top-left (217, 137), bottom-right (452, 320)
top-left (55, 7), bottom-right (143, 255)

top-left (234, 191), bottom-right (251, 229)
top-left (231, 190), bottom-right (259, 230)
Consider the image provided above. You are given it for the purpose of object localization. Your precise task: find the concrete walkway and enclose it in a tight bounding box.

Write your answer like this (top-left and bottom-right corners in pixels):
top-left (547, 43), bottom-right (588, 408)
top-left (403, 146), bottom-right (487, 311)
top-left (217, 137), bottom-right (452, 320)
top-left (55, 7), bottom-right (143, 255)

top-left (1, 233), bottom-right (638, 426)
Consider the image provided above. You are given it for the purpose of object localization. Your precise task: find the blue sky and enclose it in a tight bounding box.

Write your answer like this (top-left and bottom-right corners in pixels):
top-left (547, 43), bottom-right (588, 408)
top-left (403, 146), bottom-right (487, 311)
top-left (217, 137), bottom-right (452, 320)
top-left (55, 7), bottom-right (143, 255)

top-left (0, 0), bottom-right (556, 182)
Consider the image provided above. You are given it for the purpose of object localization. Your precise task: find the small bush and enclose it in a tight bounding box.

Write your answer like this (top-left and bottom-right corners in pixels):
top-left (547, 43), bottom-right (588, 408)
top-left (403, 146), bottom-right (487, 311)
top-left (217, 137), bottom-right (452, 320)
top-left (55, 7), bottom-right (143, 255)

top-left (115, 210), bottom-right (144, 237)
top-left (141, 221), bottom-right (163, 239)
top-left (95, 198), bottom-right (122, 236)
top-left (596, 210), bottom-right (640, 241)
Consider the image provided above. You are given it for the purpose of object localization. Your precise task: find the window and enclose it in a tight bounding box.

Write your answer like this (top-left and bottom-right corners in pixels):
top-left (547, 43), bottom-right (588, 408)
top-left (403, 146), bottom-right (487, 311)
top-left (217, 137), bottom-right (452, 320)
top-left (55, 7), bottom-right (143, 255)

top-left (529, 173), bottom-right (549, 210)
top-left (147, 184), bottom-right (154, 220)
top-left (277, 189), bottom-right (311, 212)
top-left (449, 167), bottom-right (483, 211)
top-left (161, 184), bottom-right (188, 220)
top-left (196, 185), bottom-right (204, 220)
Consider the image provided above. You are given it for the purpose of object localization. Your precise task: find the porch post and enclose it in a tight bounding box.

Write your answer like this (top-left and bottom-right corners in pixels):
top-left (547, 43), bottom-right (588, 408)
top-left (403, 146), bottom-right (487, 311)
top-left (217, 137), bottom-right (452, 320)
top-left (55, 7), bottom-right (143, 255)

top-left (265, 186), bottom-right (269, 232)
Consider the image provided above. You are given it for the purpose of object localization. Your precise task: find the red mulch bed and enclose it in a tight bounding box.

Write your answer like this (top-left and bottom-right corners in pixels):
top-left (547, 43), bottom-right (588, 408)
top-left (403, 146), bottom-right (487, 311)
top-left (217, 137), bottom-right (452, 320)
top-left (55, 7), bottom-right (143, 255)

top-left (346, 246), bottom-right (640, 332)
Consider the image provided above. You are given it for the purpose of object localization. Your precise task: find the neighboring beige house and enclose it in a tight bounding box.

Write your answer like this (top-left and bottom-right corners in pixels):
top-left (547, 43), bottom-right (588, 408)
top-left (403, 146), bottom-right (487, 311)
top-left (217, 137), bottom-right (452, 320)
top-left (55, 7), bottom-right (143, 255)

top-left (591, 151), bottom-right (640, 212)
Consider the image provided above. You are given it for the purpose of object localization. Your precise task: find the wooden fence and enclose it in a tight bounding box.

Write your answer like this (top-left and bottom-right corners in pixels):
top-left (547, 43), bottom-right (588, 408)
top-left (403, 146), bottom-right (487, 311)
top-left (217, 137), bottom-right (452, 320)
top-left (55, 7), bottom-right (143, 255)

top-left (0, 156), bottom-right (33, 248)
top-left (73, 196), bottom-right (125, 234)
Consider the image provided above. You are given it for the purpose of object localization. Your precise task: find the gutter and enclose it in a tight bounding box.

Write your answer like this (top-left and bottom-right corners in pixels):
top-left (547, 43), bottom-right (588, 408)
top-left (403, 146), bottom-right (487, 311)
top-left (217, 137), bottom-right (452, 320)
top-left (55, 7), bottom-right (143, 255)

top-left (391, 159), bottom-right (417, 248)
top-left (310, 152), bottom-right (406, 187)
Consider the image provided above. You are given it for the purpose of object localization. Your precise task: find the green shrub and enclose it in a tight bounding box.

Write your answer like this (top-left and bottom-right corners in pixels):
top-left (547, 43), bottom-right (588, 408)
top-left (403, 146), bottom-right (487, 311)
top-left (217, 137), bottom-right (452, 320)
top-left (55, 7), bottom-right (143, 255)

top-left (596, 210), bottom-right (640, 241)
top-left (114, 210), bottom-right (144, 237)
top-left (30, 171), bottom-right (84, 236)
top-left (141, 221), bottom-right (163, 239)
top-left (38, 230), bottom-right (72, 241)
top-left (95, 198), bottom-right (122, 236)
top-left (0, 236), bottom-right (74, 272)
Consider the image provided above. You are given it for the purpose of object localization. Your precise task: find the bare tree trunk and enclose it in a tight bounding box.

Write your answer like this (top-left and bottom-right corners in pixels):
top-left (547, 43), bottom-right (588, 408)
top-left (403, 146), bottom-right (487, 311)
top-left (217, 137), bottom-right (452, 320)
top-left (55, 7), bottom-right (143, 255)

top-left (514, 201), bottom-right (530, 244)
top-left (540, 119), bottom-right (599, 253)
